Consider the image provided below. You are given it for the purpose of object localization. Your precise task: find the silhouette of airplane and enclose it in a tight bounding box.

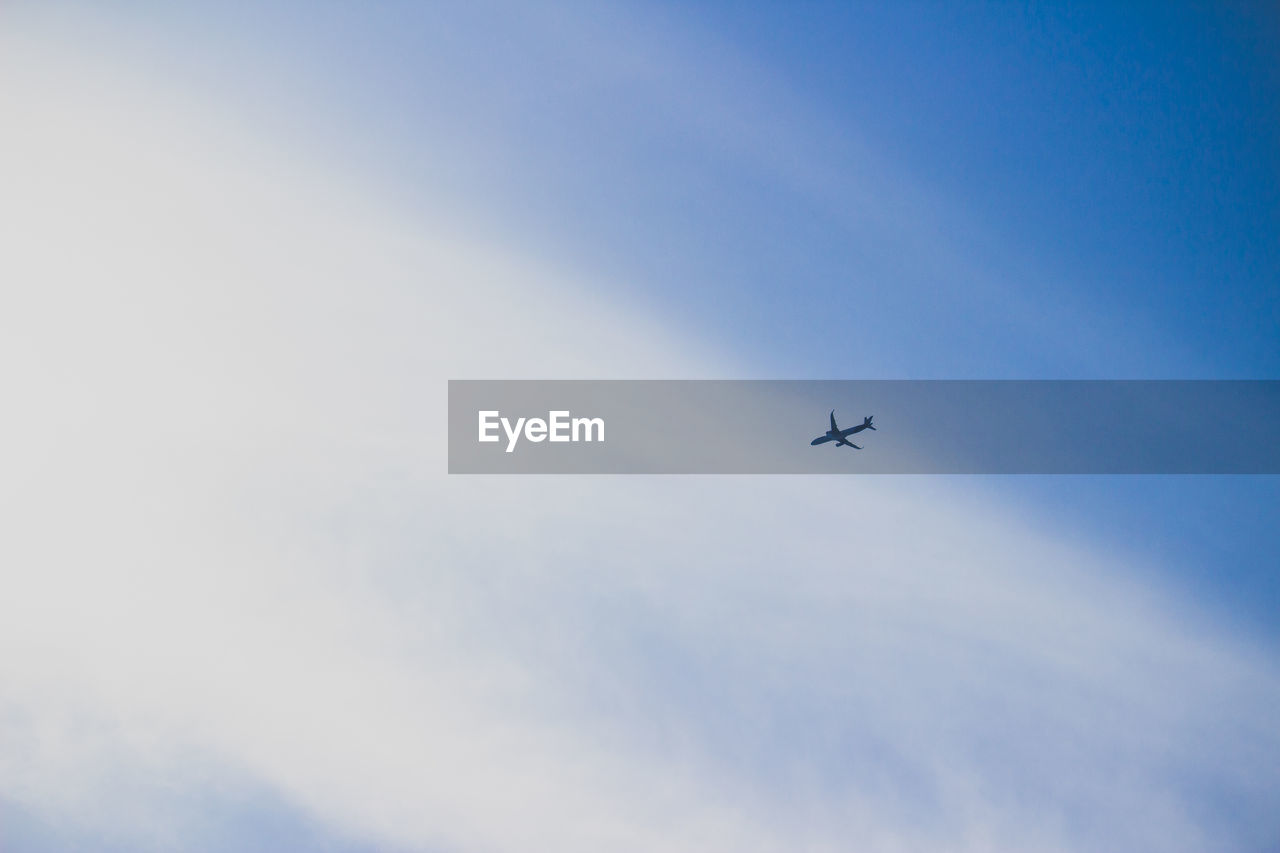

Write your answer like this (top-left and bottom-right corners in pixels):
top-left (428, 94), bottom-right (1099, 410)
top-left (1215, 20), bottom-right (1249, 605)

top-left (810, 410), bottom-right (876, 449)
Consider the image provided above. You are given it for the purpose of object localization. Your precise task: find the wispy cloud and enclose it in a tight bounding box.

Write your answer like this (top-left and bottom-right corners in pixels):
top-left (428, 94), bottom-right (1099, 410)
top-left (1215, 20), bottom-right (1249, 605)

top-left (1, 14), bottom-right (1277, 853)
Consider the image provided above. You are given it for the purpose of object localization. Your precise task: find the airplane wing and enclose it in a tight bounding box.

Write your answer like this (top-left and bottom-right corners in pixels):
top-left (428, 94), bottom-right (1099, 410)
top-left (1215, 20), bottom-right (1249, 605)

top-left (811, 435), bottom-right (836, 445)
top-left (841, 442), bottom-right (862, 450)
top-left (829, 410), bottom-right (838, 432)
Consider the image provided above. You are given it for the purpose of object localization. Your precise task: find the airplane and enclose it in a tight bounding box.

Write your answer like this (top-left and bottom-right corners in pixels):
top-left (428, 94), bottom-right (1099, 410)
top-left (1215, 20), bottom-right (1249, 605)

top-left (810, 410), bottom-right (876, 449)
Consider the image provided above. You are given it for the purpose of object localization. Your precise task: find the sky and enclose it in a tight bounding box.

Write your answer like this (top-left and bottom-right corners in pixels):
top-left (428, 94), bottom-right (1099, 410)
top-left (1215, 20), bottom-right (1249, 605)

top-left (1, 2), bottom-right (1278, 852)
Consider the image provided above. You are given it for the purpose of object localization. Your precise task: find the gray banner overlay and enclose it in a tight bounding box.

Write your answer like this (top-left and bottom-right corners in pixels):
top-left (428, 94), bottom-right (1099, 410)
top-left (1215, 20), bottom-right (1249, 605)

top-left (448, 381), bottom-right (1280, 474)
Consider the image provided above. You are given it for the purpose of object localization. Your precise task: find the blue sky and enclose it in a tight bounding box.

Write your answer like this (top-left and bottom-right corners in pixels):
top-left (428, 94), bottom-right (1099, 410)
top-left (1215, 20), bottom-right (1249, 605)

top-left (2, 2), bottom-right (1278, 851)
top-left (131, 0), bottom-right (1278, 376)
top-left (151, 0), bottom-right (1280, 618)
top-left (198, 1), bottom-right (1280, 374)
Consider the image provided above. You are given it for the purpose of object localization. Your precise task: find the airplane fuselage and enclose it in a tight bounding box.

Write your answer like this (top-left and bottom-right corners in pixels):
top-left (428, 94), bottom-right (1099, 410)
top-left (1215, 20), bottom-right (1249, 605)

top-left (811, 410), bottom-right (875, 449)
top-left (825, 423), bottom-right (867, 445)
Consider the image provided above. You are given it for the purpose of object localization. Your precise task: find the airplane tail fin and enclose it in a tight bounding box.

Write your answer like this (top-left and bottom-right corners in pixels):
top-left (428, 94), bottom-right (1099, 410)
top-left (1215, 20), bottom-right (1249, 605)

top-left (864, 415), bottom-right (876, 430)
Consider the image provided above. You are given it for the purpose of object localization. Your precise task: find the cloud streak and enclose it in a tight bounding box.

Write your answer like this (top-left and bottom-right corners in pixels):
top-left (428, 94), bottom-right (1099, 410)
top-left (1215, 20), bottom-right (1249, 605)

top-left (1, 14), bottom-right (1278, 853)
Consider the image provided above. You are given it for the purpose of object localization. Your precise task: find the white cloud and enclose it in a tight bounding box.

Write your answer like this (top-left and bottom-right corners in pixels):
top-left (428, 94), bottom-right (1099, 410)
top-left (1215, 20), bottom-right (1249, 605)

top-left (1, 16), bottom-right (1277, 853)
